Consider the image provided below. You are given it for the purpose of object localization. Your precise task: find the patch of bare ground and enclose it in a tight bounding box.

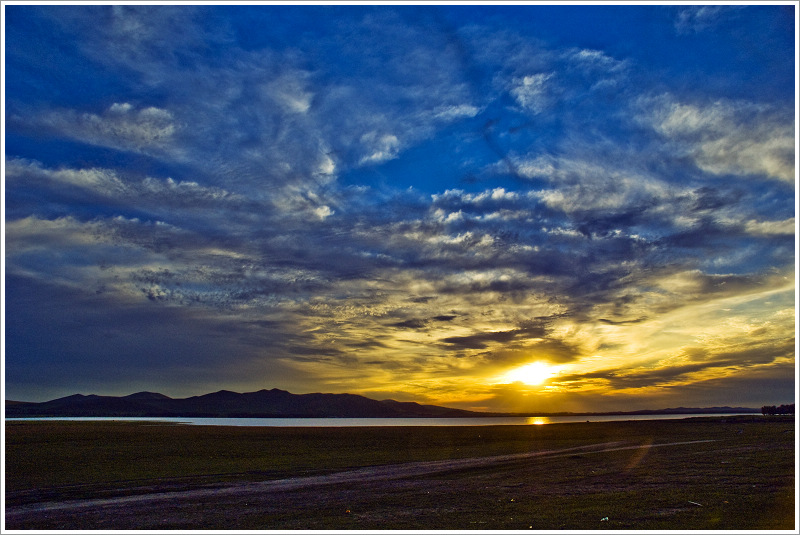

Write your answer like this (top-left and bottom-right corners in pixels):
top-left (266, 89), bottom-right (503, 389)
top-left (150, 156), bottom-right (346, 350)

top-left (4, 417), bottom-right (794, 530)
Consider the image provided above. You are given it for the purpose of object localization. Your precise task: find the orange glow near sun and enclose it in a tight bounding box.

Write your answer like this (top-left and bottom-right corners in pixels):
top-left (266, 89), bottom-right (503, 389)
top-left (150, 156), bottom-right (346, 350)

top-left (499, 361), bottom-right (562, 385)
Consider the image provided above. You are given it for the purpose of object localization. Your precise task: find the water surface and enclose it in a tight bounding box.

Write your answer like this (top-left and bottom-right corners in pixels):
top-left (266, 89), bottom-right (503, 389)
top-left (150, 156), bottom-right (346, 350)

top-left (6, 413), bottom-right (757, 426)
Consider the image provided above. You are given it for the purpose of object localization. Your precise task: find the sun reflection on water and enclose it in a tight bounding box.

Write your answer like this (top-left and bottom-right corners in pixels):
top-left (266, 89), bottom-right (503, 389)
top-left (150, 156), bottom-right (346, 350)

top-left (526, 417), bottom-right (551, 425)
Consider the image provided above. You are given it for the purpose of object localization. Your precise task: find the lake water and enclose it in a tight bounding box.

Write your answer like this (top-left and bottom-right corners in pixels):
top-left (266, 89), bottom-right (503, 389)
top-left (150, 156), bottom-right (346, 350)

top-left (5, 413), bottom-right (758, 426)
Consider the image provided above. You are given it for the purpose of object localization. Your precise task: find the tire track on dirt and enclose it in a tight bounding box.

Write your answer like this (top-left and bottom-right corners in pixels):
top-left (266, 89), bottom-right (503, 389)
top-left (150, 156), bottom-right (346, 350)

top-left (5, 439), bottom-right (715, 517)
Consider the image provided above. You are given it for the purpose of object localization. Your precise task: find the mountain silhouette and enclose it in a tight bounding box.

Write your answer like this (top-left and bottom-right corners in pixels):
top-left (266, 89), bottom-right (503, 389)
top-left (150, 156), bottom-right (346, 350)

top-left (4, 389), bottom-right (483, 418)
top-left (4, 389), bottom-right (760, 418)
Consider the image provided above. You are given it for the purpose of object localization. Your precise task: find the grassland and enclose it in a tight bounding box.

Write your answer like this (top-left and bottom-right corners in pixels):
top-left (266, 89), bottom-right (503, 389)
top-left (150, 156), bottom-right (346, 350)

top-left (4, 416), bottom-right (796, 530)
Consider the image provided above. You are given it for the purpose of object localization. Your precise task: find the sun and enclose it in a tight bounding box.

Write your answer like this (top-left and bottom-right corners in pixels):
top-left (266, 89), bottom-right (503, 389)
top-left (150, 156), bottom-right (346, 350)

top-left (500, 362), bottom-right (561, 385)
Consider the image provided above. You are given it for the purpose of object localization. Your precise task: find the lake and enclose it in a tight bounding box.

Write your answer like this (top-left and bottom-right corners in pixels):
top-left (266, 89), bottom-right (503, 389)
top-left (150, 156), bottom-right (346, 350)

top-left (5, 413), bottom-right (758, 426)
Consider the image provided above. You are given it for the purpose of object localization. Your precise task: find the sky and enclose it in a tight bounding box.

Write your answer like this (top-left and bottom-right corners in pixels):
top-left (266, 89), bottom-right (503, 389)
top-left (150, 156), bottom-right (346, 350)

top-left (3, 2), bottom-right (797, 412)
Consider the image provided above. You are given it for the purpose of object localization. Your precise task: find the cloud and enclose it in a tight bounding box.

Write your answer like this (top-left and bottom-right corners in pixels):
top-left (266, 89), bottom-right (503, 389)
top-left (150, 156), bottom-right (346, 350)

top-left (674, 6), bottom-right (738, 34)
top-left (510, 72), bottom-right (554, 114)
top-left (28, 6), bottom-right (484, 201)
top-left (441, 324), bottom-right (548, 351)
top-left (744, 218), bottom-right (795, 236)
top-left (4, 158), bottom-right (256, 236)
top-left (565, 335), bottom-right (794, 395)
top-left (389, 319), bottom-right (429, 330)
top-left (5, 215), bottom-right (107, 254)
top-left (432, 187), bottom-right (520, 206)
top-left (568, 48), bottom-right (627, 73)
top-left (359, 132), bottom-right (401, 164)
top-left (533, 163), bottom-right (668, 216)
top-left (50, 5), bottom-right (230, 82)
top-left (6, 158), bottom-right (128, 198)
top-left (17, 103), bottom-right (178, 155)
top-left (264, 72), bottom-right (314, 114)
top-left (643, 95), bottom-right (795, 182)
top-left (433, 104), bottom-right (480, 121)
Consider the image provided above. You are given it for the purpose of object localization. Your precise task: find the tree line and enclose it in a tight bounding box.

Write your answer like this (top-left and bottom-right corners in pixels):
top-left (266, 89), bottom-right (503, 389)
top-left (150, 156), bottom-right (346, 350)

top-left (761, 404), bottom-right (795, 415)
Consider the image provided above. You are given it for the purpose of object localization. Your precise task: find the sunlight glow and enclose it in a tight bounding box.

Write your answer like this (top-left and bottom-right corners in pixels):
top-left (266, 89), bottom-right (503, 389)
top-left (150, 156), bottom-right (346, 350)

top-left (526, 417), bottom-right (551, 425)
top-left (500, 362), bottom-right (562, 385)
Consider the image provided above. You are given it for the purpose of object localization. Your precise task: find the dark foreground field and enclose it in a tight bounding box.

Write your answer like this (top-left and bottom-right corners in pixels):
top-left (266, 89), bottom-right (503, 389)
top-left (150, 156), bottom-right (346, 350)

top-left (4, 416), bottom-right (795, 530)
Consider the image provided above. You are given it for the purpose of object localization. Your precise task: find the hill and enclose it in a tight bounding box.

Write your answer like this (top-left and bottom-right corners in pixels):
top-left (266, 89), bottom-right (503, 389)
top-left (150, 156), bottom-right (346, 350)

top-left (4, 389), bottom-right (482, 418)
top-left (5, 390), bottom-right (762, 418)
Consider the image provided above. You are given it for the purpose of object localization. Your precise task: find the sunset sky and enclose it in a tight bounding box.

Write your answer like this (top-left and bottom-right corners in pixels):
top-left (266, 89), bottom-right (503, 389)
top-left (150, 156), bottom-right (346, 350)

top-left (3, 3), bottom-right (797, 412)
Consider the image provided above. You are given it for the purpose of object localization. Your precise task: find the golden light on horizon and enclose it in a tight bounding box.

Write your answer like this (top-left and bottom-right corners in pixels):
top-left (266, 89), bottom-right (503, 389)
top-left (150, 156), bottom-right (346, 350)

top-left (526, 417), bottom-right (550, 425)
top-left (498, 361), bottom-right (563, 386)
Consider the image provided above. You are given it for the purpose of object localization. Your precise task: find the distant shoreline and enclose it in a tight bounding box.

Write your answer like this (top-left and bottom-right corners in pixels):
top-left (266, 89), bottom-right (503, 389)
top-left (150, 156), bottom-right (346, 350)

top-left (5, 413), bottom-right (766, 427)
top-left (5, 410), bottom-right (762, 419)
top-left (442, 408), bottom-right (764, 417)
top-left (3, 388), bottom-right (767, 419)
top-left (4, 407), bottom-right (764, 419)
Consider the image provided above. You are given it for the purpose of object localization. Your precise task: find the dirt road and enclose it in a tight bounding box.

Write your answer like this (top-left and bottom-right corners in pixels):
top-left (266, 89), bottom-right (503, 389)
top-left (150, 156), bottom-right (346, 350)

top-left (5, 438), bottom-right (716, 529)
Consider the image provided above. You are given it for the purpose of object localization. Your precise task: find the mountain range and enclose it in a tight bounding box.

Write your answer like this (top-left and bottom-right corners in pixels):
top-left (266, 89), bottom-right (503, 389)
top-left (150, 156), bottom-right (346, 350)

top-left (4, 389), bottom-right (760, 418)
top-left (4, 389), bottom-right (484, 418)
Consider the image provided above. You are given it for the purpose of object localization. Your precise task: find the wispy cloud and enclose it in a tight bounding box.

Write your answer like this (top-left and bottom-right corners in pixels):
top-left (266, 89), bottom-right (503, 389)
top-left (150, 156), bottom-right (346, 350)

top-left (643, 95), bottom-right (795, 183)
top-left (674, 6), bottom-right (741, 34)
top-left (12, 103), bottom-right (178, 155)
